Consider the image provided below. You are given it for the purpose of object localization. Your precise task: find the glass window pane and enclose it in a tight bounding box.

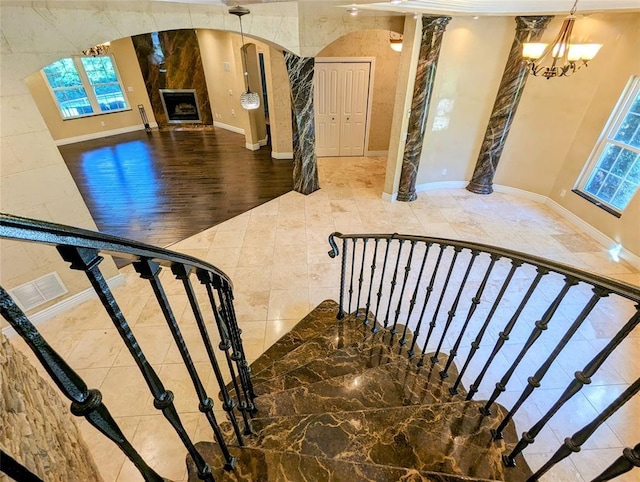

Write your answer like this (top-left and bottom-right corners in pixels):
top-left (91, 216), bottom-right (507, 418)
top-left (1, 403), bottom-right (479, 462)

top-left (43, 58), bottom-right (82, 88)
top-left (629, 92), bottom-right (640, 115)
top-left (94, 84), bottom-right (126, 111)
top-left (597, 144), bottom-right (621, 171)
top-left (585, 169), bottom-right (607, 196)
top-left (628, 159), bottom-right (640, 184)
top-left (611, 181), bottom-right (638, 210)
top-left (597, 175), bottom-right (622, 202)
top-left (80, 56), bottom-right (117, 84)
top-left (54, 88), bottom-right (93, 118)
top-left (611, 149), bottom-right (637, 177)
top-left (614, 112), bottom-right (640, 146)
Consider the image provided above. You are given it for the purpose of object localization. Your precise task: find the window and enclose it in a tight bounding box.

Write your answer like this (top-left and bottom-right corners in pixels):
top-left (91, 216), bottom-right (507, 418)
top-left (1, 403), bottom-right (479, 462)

top-left (575, 76), bottom-right (640, 216)
top-left (42, 55), bottom-right (128, 119)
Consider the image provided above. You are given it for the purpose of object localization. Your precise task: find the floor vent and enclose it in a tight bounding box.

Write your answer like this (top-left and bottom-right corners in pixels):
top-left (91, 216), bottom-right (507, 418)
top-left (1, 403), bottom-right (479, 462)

top-left (10, 272), bottom-right (68, 311)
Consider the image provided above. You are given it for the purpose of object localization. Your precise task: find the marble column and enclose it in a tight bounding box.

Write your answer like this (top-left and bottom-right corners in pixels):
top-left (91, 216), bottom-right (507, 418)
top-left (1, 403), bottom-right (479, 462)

top-left (466, 16), bottom-right (553, 195)
top-left (397, 16), bottom-right (451, 202)
top-left (284, 52), bottom-right (320, 195)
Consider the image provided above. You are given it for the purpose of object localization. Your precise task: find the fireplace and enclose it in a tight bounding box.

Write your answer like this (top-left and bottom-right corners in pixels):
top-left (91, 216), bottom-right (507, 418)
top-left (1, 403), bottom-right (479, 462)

top-left (159, 89), bottom-right (202, 124)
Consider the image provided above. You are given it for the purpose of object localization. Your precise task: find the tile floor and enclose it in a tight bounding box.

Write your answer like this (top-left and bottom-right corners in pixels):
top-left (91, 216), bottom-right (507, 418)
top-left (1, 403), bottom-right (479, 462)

top-left (8, 156), bottom-right (640, 482)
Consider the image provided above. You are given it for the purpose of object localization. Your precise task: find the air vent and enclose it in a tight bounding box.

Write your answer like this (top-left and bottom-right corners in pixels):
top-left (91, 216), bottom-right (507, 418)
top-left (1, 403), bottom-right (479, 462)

top-left (10, 272), bottom-right (68, 311)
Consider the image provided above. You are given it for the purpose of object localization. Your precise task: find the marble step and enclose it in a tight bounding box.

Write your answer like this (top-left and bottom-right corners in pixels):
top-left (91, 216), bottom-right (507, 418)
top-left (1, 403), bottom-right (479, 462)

top-left (254, 353), bottom-right (467, 417)
top-left (250, 329), bottom-right (411, 396)
top-left (234, 401), bottom-right (532, 482)
top-left (187, 443), bottom-right (499, 482)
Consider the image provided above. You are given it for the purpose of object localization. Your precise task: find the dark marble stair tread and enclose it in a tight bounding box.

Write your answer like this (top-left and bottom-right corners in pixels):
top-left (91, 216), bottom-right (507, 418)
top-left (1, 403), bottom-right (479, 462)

top-left (251, 330), bottom-right (411, 396)
top-left (187, 443), bottom-right (500, 482)
top-left (246, 300), bottom-right (341, 376)
top-left (254, 354), bottom-right (467, 417)
top-left (235, 401), bottom-right (532, 481)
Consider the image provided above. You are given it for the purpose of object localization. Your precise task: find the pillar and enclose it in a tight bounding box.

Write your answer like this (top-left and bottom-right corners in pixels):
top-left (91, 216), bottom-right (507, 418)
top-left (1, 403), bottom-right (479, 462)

top-left (397, 16), bottom-right (451, 202)
top-left (284, 51), bottom-right (319, 195)
top-left (466, 16), bottom-right (553, 195)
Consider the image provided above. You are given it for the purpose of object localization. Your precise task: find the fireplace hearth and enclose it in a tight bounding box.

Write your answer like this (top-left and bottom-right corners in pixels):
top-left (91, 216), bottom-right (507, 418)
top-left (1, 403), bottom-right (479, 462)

top-left (159, 89), bottom-right (202, 124)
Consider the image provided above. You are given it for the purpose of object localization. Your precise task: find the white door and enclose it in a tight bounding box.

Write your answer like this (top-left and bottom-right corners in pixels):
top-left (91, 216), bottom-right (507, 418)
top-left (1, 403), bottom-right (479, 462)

top-left (315, 61), bottom-right (371, 157)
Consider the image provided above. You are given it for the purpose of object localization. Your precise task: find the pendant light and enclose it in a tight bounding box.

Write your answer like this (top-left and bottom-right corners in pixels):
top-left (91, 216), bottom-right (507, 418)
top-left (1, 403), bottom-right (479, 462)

top-left (229, 6), bottom-right (260, 110)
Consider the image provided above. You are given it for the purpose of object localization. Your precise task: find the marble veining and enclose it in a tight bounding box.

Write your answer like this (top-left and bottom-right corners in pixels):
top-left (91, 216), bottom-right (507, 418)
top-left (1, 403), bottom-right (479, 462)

top-left (284, 52), bottom-right (320, 195)
top-left (188, 444), bottom-right (497, 482)
top-left (466, 16), bottom-right (552, 195)
top-left (239, 402), bottom-right (531, 481)
top-left (397, 16), bottom-right (451, 202)
top-left (254, 354), bottom-right (465, 417)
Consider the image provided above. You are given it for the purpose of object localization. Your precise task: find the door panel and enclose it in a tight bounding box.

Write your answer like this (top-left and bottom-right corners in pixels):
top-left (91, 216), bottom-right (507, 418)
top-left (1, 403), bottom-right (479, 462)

top-left (314, 61), bottom-right (371, 157)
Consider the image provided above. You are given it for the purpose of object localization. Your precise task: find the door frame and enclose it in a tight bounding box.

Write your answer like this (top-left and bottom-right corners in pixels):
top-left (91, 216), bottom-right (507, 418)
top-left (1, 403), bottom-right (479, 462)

top-left (315, 57), bottom-right (376, 157)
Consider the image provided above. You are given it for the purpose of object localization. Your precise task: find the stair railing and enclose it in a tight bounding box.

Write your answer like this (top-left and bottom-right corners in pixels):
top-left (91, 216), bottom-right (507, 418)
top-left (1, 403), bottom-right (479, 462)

top-left (329, 231), bottom-right (640, 481)
top-left (0, 213), bottom-right (257, 481)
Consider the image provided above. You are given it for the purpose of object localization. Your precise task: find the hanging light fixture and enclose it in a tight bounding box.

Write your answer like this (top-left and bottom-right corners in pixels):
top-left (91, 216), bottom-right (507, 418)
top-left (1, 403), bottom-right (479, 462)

top-left (389, 32), bottom-right (403, 52)
top-left (522, 0), bottom-right (601, 79)
top-left (229, 6), bottom-right (260, 110)
top-left (82, 42), bottom-right (110, 57)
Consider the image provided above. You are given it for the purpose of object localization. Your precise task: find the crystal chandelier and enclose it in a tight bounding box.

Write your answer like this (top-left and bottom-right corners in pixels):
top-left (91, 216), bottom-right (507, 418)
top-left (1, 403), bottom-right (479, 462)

top-left (82, 42), bottom-right (110, 57)
top-left (229, 6), bottom-right (261, 110)
top-left (522, 0), bottom-right (601, 79)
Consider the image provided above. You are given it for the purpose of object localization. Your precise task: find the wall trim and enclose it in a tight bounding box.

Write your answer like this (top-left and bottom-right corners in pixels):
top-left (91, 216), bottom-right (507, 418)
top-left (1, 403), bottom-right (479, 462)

top-left (416, 181), bottom-right (467, 191)
top-left (245, 142), bottom-right (260, 151)
top-left (381, 191), bottom-right (398, 202)
top-left (54, 123), bottom-right (159, 146)
top-left (271, 151), bottom-right (293, 160)
top-left (365, 150), bottom-right (389, 157)
top-left (213, 121), bottom-right (244, 135)
top-left (2, 274), bottom-right (126, 338)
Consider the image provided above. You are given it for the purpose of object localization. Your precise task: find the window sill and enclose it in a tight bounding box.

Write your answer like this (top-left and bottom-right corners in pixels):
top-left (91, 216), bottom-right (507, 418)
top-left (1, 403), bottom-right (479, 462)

top-left (61, 108), bottom-right (132, 121)
top-left (572, 189), bottom-right (623, 218)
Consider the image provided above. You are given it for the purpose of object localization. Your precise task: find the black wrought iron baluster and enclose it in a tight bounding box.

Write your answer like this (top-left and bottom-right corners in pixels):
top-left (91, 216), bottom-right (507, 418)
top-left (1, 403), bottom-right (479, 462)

top-left (355, 239), bottom-right (368, 323)
top-left (452, 259), bottom-right (522, 395)
top-left (56, 246), bottom-right (213, 482)
top-left (215, 282), bottom-right (256, 413)
top-left (0, 287), bottom-right (165, 482)
top-left (363, 239), bottom-right (380, 327)
top-left (418, 246), bottom-right (461, 366)
top-left (441, 253), bottom-right (498, 379)
top-left (392, 240), bottom-right (417, 336)
top-left (135, 259), bottom-right (236, 470)
top-left (432, 249), bottom-right (479, 365)
top-left (174, 264), bottom-right (244, 449)
top-left (327, 233), bottom-right (346, 319)
top-left (502, 286), bottom-right (611, 464)
top-left (591, 442), bottom-right (640, 482)
top-left (383, 238), bottom-right (405, 330)
top-left (199, 273), bottom-right (253, 435)
top-left (408, 244), bottom-right (445, 358)
top-left (467, 266), bottom-right (549, 402)
top-left (530, 377), bottom-right (640, 481)
top-left (484, 276), bottom-right (579, 419)
top-left (348, 238), bottom-right (357, 315)
top-left (401, 242), bottom-right (431, 346)
top-left (373, 237), bottom-right (394, 334)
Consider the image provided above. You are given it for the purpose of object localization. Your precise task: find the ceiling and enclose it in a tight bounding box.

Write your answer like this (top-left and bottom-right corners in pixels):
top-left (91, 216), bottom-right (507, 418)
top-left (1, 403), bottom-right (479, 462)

top-left (154, 0), bottom-right (640, 15)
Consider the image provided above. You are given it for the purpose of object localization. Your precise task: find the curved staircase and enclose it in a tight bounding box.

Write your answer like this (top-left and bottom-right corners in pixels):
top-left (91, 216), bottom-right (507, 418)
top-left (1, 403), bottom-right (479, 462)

top-left (188, 300), bottom-right (532, 481)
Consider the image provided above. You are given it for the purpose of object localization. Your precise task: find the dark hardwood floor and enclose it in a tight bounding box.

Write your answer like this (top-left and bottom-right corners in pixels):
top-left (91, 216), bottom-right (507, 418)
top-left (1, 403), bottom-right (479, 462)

top-left (59, 127), bottom-right (293, 252)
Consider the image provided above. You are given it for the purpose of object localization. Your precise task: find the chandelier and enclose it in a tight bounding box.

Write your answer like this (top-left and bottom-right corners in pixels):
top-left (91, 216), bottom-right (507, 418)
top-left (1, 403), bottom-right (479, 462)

top-left (82, 42), bottom-right (110, 57)
top-left (522, 0), bottom-right (601, 79)
top-left (229, 6), bottom-right (260, 110)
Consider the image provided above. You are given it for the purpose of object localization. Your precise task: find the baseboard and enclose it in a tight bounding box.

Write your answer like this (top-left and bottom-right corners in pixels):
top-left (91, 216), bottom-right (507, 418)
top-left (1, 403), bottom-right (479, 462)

top-left (2, 274), bottom-right (126, 338)
top-left (259, 136), bottom-right (268, 147)
top-left (214, 121), bottom-right (244, 135)
top-left (415, 181), bottom-right (467, 192)
top-left (272, 151), bottom-right (293, 160)
top-left (492, 184), bottom-right (548, 203)
top-left (381, 191), bottom-right (397, 202)
top-left (365, 150), bottom-right (388, 157)
top-left (245, 142), bottom-right (260, 151)
top-left (55, 124), bottom-right (159, 146)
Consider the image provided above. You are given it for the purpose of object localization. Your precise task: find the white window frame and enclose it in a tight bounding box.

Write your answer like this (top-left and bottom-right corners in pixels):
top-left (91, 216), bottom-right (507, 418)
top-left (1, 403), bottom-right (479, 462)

top-left (574, 76), bottom-right (640, 217)
top-left (42, 54), bottom-right (130, 120)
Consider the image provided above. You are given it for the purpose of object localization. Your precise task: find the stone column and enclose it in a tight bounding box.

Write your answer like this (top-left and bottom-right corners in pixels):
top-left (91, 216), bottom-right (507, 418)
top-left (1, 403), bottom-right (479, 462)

top-left (397, 16), bottom-right (451, 202)
top-left (284, 51), bottom-right (320, 195)
top-left (466, 16), bottom-right (553, 195)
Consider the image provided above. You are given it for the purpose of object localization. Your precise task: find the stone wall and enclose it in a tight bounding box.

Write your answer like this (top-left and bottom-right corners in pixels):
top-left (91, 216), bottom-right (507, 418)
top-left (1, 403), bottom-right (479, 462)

top-left (0, 333), bottom-right (103, 482)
